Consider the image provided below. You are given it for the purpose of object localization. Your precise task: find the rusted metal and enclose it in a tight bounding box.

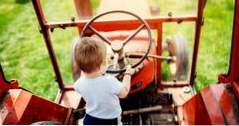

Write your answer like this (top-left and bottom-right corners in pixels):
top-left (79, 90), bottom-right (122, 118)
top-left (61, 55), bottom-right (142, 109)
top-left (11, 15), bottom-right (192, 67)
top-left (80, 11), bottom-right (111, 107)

top-left (32, 0), bottom-right (64, 90)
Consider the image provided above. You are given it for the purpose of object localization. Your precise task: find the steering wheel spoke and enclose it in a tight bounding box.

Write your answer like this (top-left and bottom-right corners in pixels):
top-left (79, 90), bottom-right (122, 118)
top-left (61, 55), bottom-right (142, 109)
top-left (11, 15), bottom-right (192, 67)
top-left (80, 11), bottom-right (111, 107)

top-left (123, 24), bottom-right (146, 46)
top-left (87, 25), bottom-right (111, 45)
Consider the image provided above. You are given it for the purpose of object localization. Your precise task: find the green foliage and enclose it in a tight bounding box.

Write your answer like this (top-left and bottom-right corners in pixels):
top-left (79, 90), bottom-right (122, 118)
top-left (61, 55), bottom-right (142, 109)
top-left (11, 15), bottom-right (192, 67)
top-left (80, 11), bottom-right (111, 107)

top-left (195, 0), bottom-right (234, 91)
top-left (15, 0), bottom-right (30, 4)
top-left (0, 0), bottom-right (76, 100)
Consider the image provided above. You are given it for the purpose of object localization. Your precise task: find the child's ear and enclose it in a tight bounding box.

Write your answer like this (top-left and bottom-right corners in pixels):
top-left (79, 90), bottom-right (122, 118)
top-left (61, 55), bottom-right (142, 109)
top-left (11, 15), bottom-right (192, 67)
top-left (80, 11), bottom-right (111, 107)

top-left (102, 58), bottom-right (107, 65)
top-left (100, 63), bottom-right (107, 74)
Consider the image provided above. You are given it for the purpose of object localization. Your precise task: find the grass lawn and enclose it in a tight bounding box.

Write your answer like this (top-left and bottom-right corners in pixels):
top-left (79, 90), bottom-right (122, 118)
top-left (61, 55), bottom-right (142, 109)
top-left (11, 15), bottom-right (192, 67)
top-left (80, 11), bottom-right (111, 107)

top-left (0, 0), bottom-right (234, 100)
top-left (195, 0), bottom-right (234, 90)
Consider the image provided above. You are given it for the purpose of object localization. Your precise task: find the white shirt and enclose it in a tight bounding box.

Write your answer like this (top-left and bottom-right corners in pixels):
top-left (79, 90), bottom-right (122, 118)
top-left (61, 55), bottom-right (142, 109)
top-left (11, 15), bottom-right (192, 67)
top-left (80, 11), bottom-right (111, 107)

top-left (74, 74), bottom-right (123, 119)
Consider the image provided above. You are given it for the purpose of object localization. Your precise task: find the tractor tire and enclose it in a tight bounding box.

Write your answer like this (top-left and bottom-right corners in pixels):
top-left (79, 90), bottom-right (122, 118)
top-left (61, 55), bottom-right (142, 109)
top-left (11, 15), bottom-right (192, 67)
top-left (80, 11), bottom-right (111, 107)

top-left (166, 34), bottom-right (189, 81)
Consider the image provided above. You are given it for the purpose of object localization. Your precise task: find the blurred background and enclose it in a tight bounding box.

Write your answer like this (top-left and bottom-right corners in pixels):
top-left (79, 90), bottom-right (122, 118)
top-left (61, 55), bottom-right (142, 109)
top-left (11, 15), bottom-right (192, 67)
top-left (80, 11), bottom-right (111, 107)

top-left (0, 0), bottom-right (234, 100)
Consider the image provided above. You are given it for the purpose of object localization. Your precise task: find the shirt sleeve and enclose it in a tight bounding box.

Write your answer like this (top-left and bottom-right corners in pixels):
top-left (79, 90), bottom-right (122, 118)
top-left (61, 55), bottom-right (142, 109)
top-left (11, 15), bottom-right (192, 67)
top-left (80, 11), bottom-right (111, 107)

top-left (74, 81), bottom-right (81, 94)
top-left (108, 75), bottom-right (123, 95)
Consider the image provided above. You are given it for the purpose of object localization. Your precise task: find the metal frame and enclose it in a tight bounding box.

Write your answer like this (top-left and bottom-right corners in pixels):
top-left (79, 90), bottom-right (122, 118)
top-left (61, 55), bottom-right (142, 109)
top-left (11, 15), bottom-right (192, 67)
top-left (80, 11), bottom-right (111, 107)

top-left (31, 0), bottom-right (206, 94)
top-left (218, 0), bottom-right (239, 83)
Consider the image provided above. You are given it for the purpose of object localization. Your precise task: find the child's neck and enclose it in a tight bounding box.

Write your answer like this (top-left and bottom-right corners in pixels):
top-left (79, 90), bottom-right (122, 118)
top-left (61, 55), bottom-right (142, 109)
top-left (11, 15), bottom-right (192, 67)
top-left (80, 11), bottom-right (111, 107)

top-left (83, 70), bottom-right (103, 78)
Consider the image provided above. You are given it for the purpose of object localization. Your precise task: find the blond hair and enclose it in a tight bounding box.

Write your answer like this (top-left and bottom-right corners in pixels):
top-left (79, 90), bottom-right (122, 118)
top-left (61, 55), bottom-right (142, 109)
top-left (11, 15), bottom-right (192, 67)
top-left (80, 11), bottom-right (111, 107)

top-left (74, 37), bottom-right (106, 73)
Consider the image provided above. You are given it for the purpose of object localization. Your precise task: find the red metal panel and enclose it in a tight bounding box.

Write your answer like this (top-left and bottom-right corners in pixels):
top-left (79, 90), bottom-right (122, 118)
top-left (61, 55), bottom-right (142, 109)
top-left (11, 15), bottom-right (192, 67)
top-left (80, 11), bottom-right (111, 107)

top-left (183, 84), bottom-right (237, 125)
top-left (130, 59), bottom-right (155, 94)
top-left (183, 83), bottom-right (239, 125)
top-left (0, 89), bottom-right (74, 125)
top-left (123, 36), bottom-right (156, 93)
top-left (210, 84), bottom-right (239, 124)
top-left (18, 95), bottom-right (71, 124)
top-left (200, 86), bottom-right (225, 124)
top-left (182, 93), bottom-right (211, 125)
top-left (0, 89), bottom-right (30, 124)
top-left (0, 98), bottom-right (18, 124)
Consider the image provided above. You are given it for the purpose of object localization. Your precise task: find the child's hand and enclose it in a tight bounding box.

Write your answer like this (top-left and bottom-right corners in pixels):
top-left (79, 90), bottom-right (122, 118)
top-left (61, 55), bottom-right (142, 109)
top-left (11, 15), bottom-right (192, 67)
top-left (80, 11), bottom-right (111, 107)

top-left (125, 65), bottom-right (135, 75)
top-left (135, 63), bottom-right (144, 73)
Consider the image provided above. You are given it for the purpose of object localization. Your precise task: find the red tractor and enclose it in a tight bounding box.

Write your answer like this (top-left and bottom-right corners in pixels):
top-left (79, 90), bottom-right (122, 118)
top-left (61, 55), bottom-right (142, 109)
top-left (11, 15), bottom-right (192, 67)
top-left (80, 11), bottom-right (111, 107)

top-left (0, 0), bottom-right (238, 124)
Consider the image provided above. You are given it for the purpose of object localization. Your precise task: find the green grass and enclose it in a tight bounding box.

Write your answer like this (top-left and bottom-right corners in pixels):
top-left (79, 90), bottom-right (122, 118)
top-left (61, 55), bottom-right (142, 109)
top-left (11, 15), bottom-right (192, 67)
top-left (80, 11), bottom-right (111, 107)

top-left (0, 0), bottom-right (81, 100)
top-left (195, 0), bottom-right (234, 90)
top-left (0, 0), bottom-right (234, 100)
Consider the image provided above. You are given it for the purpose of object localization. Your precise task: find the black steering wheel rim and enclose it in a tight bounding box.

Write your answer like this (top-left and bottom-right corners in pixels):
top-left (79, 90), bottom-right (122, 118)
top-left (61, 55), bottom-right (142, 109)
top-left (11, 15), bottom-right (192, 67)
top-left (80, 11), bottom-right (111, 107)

top-left (80, 10), bottom-right (152, 73)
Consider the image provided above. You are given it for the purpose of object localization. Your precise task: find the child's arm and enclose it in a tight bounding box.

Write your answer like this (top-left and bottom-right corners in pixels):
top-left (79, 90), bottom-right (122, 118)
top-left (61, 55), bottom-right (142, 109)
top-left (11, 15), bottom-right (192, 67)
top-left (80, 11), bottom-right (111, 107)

top-left (118, 65), bottom-right (135, 98)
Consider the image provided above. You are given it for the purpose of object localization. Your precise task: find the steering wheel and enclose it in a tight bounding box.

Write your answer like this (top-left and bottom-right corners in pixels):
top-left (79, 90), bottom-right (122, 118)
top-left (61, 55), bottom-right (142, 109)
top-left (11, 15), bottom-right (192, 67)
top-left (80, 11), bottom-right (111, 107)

top-left (80, 10), bottom-right (152, 73)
